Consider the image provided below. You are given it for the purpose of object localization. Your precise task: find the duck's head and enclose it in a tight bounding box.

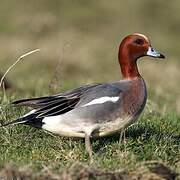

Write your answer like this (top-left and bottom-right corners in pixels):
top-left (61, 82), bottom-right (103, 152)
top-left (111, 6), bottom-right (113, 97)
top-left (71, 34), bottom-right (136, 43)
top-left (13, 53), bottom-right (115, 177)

top-left (118, 33), bottom-right (165, 79)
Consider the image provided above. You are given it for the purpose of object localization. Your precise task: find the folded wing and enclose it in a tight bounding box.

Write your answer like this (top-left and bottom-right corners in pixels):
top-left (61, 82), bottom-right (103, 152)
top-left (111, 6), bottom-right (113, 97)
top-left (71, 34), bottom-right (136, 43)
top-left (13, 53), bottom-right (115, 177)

top-left (12, 84), bottom-right (100, 117)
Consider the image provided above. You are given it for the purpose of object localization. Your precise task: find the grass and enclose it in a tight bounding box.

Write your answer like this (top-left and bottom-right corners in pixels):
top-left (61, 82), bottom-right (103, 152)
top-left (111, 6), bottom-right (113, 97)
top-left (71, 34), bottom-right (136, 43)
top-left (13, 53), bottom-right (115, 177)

top-left (0, 101), bottom-right (179, 173)
top-left (0, 0), bottom-right (180, 178)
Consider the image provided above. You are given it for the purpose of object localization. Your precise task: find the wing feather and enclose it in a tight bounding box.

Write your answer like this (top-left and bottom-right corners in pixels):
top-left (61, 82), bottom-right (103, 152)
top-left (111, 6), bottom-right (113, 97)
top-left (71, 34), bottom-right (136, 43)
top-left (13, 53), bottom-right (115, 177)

top-left (12, 84), bottom-right (100, 117)
top-left (36, 98), bottom-right (80, 118)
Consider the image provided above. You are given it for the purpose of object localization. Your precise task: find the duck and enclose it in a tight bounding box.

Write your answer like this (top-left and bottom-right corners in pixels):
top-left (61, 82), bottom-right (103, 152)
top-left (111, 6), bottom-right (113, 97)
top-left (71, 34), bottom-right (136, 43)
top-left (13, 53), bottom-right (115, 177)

top-left (1, 33), bottom-right (165, 158)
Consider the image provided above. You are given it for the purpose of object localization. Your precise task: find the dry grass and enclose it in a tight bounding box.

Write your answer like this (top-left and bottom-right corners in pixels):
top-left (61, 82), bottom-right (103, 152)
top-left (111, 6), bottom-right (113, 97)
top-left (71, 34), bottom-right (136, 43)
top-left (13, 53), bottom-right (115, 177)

top-left (0, 49), bottom-right (40, 88)
top-left (0, 161), bottom-right (179, 180)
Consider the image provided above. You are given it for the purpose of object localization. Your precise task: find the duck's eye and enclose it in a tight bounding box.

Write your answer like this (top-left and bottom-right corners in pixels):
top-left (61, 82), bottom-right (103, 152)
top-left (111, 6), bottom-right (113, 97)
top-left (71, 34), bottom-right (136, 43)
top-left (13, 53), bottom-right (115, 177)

top-left (134, 39), bottom-right (144, 45)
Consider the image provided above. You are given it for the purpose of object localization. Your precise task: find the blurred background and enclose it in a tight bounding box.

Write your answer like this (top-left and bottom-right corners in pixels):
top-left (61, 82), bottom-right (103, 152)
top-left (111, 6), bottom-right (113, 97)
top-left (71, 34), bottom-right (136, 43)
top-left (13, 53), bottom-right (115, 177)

top-left (0, 0), bottom-right (179, 113)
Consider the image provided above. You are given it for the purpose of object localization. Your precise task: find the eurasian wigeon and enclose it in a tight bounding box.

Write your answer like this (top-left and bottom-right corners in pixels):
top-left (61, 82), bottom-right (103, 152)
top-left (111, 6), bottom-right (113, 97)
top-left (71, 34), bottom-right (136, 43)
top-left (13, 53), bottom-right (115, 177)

top-left (1, 33), bottom-right (165, 158)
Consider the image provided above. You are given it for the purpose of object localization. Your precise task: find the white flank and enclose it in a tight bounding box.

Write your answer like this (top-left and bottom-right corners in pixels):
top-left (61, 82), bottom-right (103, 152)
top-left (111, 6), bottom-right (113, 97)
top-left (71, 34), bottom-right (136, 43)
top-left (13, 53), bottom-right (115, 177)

top-left (42, 116), bottom-right (61, 125)
top-left (42, 116), bottom-right (72, 134)
top-left (82, 96), bottom-right (119, 107)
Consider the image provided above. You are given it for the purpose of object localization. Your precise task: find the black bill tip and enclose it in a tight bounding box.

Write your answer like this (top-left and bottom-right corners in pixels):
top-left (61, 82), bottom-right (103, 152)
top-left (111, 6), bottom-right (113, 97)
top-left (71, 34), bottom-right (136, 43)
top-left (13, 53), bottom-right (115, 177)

top-left (159, 53), bottom-right (165, 59)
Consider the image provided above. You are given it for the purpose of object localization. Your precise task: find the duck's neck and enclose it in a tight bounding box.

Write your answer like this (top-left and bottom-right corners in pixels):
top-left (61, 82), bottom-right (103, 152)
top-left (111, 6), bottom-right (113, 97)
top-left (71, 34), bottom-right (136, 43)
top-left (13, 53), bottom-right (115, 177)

top-left (118, 47), bottom-right (140, 79)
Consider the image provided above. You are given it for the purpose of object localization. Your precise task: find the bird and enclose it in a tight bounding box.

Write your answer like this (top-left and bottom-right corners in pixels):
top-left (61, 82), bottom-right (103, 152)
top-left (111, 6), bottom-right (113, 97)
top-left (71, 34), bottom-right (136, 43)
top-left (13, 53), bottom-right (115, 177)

top-left (1, 33), bottom-right (165, 158)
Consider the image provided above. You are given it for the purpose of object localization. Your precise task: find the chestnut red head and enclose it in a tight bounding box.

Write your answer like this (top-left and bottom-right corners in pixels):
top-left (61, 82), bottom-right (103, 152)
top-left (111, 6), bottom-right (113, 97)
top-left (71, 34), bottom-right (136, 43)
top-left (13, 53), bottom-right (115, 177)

top-left (118, 33), bottom-right (165, 79)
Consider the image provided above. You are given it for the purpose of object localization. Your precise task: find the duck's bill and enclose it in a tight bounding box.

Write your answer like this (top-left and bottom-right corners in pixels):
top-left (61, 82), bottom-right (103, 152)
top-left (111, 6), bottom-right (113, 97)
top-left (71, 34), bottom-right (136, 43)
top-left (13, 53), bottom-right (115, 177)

top-left (147, 47), bottom-right (165, 59)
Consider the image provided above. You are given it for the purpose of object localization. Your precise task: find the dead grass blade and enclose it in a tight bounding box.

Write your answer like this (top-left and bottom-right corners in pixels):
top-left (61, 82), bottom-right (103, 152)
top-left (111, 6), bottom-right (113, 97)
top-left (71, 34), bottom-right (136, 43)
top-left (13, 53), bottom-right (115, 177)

top-left (0, 49), bottom-right (40, 88)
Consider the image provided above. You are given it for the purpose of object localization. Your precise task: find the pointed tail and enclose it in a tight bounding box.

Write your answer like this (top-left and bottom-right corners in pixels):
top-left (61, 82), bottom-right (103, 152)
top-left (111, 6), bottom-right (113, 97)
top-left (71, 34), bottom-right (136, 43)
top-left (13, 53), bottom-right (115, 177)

top-left (0, 114), bottom-right (44, 129)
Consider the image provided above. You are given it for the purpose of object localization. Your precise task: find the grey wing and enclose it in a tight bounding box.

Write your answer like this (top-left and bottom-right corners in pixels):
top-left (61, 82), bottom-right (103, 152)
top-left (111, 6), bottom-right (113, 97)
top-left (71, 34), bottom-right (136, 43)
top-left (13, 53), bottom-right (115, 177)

top-left (65, 83), bottom-right (128, 124)
top-left (12, 84), bottom-right (100, 117)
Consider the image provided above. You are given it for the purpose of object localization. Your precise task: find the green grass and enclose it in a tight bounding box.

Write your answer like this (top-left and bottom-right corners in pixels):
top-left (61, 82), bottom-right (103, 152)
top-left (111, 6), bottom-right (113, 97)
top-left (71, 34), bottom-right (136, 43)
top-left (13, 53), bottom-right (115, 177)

top-left (0, 0), bottom-right (180, 177)
top-left (0, 102), bottom-right (179, 172)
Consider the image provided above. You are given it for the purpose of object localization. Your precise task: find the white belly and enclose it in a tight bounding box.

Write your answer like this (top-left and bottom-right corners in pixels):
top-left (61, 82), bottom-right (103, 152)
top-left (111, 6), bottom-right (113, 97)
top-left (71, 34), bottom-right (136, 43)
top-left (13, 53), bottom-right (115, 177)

top-left (42, 115), bottom-right (136, 138)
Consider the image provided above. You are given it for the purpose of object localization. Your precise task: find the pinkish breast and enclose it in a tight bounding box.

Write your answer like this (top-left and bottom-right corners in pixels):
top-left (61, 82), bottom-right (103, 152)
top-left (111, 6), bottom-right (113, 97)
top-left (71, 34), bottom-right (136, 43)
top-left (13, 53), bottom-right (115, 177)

top-left (122, 77), bottom-right (147, 119)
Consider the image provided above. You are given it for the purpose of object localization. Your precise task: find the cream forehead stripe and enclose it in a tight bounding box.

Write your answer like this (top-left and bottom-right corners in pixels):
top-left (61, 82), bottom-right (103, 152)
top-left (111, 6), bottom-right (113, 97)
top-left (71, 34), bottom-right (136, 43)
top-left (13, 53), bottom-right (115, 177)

top-left (133, 33), bottom-right (149, 41)
top-left (82, 96), bottom-right (119, 107)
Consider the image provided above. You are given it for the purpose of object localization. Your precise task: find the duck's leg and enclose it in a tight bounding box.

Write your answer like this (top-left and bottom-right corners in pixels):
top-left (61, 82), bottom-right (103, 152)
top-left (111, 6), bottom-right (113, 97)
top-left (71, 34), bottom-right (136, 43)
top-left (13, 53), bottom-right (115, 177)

top-left (84, 125), bottom-right (100, 161)
top-left (119, 128), bottom-right (125, 144)
top-left (85, 132), bottom-right (92, 159)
